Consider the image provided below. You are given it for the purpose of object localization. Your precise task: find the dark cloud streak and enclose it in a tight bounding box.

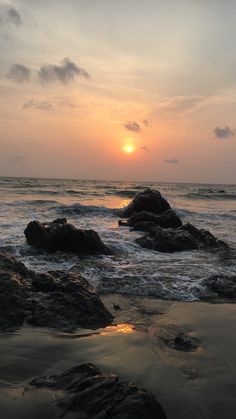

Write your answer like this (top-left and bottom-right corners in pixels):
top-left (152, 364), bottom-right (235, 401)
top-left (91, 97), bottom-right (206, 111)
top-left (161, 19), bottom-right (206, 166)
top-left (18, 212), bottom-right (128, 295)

top-left (7, 64), bottom-right (31, 83)
top-left (124, 121), bottom-right (141, 132)
top-left (214, 126), bottom-right (235, 139)
top-left (38, 58), bottom-right (90, 84)
top-left (7, 8), bottom-right (22, 26)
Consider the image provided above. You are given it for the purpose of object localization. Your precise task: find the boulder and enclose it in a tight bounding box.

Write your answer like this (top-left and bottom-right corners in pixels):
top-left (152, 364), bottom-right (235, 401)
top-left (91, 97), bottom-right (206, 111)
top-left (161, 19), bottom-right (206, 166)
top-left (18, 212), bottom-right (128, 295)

top-left (136, 224), bottom-right (228, 253)
top-left (122, 189), bottom-right (171, 218)
top-left (28, 271), bottom-right (113, 331)
top-left (203, 274), bottom-right (236, 299)
top-left (136, 227), bottom-right (198, 252)
top-left (160, 332), bottom-right (200, 352)
top-left (0, 253), bottom-right (113, 332)
top-left (29, 363), bottom-right (166, 419)
top-left (181, 223), bottom-right (228, 250)
top-left (24, 218), bottom-right (110, 255)
top-left (128, 209), bottom-right (182, 230)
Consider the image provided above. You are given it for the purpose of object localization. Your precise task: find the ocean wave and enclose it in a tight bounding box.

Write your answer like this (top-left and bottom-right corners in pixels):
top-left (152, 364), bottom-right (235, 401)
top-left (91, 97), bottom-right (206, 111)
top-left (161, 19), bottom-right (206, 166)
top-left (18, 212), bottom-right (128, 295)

top-left (185, 192), bottom-right (236, 200)
top-left (57, 202), bottom-right (119, 216)
top-left (7, 199), bottom-right (60, 206)
top-left (110, 190), bottom-right (137, 198)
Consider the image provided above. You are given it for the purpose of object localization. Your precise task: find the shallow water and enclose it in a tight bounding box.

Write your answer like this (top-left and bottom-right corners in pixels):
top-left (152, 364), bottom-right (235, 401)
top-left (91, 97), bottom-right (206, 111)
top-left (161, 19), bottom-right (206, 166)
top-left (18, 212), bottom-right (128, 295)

top-left (0, 298), bottom-right (235, 419)
top-left (0, 176), bottom-right (235, 301)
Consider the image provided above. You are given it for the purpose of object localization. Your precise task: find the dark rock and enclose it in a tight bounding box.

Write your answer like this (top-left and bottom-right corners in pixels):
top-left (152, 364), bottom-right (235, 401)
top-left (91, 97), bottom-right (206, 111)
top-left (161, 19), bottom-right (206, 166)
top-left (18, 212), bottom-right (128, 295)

top-left (29, 363), bottom-right (166, 419)
top-left (136, 224), bottom-right (228, 253)
top-left (203, 274), bottom-right (236, 299)
top-left (181, 223), bottom-right (228, 250)
top-left (0, 253), bottom-right (113, 332)
top-left (28, 271), bottom-right (113, 331)
top-left (128, 209), bottom-right (182, 230)
top-left (173, 333), bottom-right (200, 351)
top-left (122, 189), bottom-right (171, 218)
top-left (0, 271), bottom-right (27, 331)
top-left (24, 218), bottom-right (110, 256)
top-left (136, 227), bottom-right (198, 252)
top-left (113, 304), bottom-right (121, 310)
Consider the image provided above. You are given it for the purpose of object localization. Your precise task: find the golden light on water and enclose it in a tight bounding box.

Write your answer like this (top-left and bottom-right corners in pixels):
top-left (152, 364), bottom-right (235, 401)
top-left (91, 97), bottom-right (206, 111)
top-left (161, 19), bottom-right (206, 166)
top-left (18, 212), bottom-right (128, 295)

top-left (101, 324), bottom-right (134, 335)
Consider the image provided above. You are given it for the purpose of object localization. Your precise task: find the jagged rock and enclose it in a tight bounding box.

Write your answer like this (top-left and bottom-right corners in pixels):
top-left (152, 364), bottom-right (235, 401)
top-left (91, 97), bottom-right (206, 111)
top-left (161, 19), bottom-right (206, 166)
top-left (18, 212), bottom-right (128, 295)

top-left (136, 224), bottom-right (228, 253)
top-left (136, 227), bottom-right (198, 252)
top-left (0, 254), bottom-right (113, 332)
top-left (24, 218), bottom-right (110, 255)
top-left (29, 363), bottom-right (166, 419)
top-left (122, 189), bottom-right (171, 218)
top-left (0, 271), bottom-right (27, 331)
top-left (203, 274), bottom-right (236, 299)
top-left (128, 209), bottom-right (182, 231)
top-left (28, 271), bottom-right (113, 331)
top-left (181, 223), bottom-right (228, 250)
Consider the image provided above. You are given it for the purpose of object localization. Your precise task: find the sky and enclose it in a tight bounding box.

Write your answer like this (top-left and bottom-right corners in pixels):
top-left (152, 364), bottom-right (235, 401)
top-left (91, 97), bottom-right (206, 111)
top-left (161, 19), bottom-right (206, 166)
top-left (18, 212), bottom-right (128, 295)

top-left (0, 0), bottom-right (236, 183)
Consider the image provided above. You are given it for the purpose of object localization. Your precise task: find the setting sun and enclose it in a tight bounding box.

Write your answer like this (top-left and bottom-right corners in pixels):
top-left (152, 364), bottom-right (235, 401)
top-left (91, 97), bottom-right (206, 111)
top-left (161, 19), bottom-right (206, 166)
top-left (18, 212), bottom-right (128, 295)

top-left (123, 144), bottom-right (135, 154)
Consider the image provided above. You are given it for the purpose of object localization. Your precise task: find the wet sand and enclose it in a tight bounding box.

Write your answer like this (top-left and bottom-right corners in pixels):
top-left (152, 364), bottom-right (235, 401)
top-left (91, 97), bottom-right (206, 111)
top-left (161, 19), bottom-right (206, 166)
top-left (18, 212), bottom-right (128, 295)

top-left (0, 296), bottom-right (235, 419)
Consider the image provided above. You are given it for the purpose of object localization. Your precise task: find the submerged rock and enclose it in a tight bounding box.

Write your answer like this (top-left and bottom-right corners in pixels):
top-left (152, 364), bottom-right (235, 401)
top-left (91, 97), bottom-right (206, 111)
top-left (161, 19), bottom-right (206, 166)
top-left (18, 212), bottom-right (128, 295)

top-left (24, 218), bottom-right (110, 256)
top-left (203, 274), bottom-right (236, 299)
top-left (128, 209), bottom-right (182, 230)
top-left (29, 363), bottom-right (166, 419)
top-left (136, 224), bottom-right (228, 253)
top-left (121, 189), bottom-right (171, 218)
top-left (0, 253), bottom-right (113, 332)
top-left (161, 332), bottom-right (200, 352)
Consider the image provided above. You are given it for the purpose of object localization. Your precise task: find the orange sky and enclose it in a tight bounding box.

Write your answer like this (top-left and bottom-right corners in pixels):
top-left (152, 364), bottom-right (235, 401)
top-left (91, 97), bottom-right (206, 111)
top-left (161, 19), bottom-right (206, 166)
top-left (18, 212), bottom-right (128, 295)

top-left (0, 0), bottom-right (236, 183)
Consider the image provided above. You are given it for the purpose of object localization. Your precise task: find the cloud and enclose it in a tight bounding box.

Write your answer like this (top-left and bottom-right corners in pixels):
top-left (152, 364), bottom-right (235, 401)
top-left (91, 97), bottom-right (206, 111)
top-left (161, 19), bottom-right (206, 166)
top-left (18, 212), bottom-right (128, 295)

top-left (214, 126), bottom-right (235, 139)
top-left (142, 120), bottom-right (149, 127)
top-left (141, 146), bottom-right (149, 151)
top-left (22, 98), bottom-right (52, 110)
top-left (7, 64), bottom-right (30, 83)
top-left (7, 8), bottom-right (22, 26)
top-left (124, 121), bottom-right (141, 132)
top-left (164, 158), bottom-right (179, 164)
top-left (38, 58), bottom-right (90, 84)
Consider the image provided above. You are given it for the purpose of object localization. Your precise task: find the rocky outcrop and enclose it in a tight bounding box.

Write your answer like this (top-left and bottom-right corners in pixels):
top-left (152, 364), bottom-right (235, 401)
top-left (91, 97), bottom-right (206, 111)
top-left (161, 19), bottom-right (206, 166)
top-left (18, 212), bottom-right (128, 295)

top-left (29, 363), bottom-right (166, 419)
top-left (136, 224), bottom-right (228, 253)
top-left (24, 218), bottom-right (110, 256)
top-left (121, 189), bottom-right (171, 218)
top-left (128, 209), bottom-right (182, 231)
top-left (28, 271), bottom-right (113, 331)
top-left (0, 253), bottom-right (113, 332)
top-left (161, 332), bottom-right (201, 352)
top-left (203, 274), bottom-right (236, 299)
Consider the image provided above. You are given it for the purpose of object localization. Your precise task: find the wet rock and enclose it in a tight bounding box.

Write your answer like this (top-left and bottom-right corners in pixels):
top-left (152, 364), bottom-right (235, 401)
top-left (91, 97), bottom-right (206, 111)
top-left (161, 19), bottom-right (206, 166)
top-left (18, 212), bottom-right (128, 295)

top-left (128, 209), bottom-right (182, 231)
top-left (203, 275), bottom-right (236, 299)
top-left (122, 189), bottom-right (171, 218)
top-left (0, 271), bottom-right (27, 331)
top-left (136, 227), bottom-right (198, 252)
top-left (28, 271), bottom-right (113, 331)
top-left (24, 218), bottom-right (110, 256)
top-left (136, 224), bottom-right (228, 253)
top-left (113, 304), bottom-right (122, 310)
top-left (29, 363), bottom-right (166, 419)
top-left (181, 223), bottom-right (228, 250)
top-left (0, 253), bottom-right (113, 332)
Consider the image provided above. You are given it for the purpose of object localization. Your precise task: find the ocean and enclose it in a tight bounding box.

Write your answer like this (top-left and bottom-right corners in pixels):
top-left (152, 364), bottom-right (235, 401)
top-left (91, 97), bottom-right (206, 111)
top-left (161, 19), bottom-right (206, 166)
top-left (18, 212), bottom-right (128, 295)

top-left (0, 176), bottom-right (235, 301)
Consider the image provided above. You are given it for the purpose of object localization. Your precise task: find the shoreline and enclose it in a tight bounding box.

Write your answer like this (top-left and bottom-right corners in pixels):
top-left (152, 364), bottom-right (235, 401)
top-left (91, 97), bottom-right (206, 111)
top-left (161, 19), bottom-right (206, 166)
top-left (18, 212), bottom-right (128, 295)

top-left (0, 295), bottom-right (235, 419)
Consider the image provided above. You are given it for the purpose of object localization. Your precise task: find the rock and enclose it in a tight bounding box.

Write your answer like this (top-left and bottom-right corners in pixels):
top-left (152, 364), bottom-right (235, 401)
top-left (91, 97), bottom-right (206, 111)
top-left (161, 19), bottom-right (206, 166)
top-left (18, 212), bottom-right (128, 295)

top-left (181, 223), bottom-right (228, 250)
top-left (136, 227), bottom-right (198, 252)
top-left (136, 224), bottom-right (228, 253)
top-left (0, 253), bottom-right (113, 332)
top-left (173, 333), bottom-right (200, 351)
top-left (203, 274), bottom-right (236, 299)
top-left (24, 218), bottom-right (110, 256)
top-left (128, 209), bottom-right (182, 230)
top-left (28, 271), bottom-right (113, 331)
top-left (113, 304), bottom-right (121, 310)
top-left (0, 271), bottom-right (27, 331)
top-left (122, 189), bottom-right (171, 218)
top-left (29, 363), bottom-right (166, 419)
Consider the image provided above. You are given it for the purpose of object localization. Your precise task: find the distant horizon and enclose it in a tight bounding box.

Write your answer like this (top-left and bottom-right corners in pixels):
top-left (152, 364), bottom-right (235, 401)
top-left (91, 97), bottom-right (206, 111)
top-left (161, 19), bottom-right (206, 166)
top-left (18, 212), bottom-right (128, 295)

top-left (0, 173), bottom-right (235, 186)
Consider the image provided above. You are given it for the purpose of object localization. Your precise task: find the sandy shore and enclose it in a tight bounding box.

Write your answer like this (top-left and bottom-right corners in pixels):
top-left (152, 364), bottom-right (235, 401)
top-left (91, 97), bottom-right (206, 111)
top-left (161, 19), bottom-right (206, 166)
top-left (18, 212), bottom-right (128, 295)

top-left (0, 296), bottom-right (235, 419)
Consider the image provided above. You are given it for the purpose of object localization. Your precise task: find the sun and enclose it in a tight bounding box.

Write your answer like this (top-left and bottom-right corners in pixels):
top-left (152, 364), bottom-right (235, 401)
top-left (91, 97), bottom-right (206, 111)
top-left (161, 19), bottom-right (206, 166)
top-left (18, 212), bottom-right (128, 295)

top-left (123, 144), bottom-right (135, 154)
